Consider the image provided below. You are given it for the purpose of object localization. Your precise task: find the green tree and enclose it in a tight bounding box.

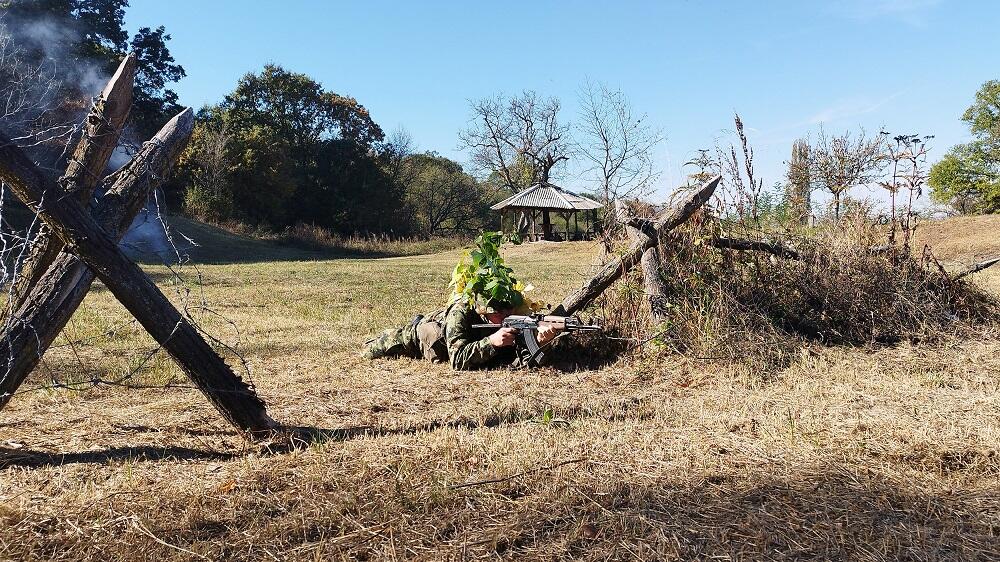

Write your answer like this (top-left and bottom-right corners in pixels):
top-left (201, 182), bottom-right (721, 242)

top-left (1, 0), bottom-right (185, 136)
top-left (127, 25), bottom-right (186, 137)
top-left (929, 80), bottom-right (1000, 213)
top-left (173, 64), bottom-right (411, 234)
top-left (402, 152), bottom-right (490, 237)
top-left (218, 64), bottom-right (389, 228)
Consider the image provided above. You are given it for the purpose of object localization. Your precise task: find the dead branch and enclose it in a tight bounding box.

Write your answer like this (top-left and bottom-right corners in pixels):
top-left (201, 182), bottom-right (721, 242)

top-left (953, 257), bottom-right (1000, 281)
top-left (709, 237), bottom-right (801, 260)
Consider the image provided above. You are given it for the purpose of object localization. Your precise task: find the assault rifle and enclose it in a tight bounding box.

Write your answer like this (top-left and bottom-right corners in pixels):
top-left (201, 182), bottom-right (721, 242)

top-left (473, 314), bottom-right (601, 366)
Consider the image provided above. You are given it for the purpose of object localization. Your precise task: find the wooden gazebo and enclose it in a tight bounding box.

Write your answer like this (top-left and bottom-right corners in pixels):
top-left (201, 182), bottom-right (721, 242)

top-left (492, 183), bottom-right (603, 241)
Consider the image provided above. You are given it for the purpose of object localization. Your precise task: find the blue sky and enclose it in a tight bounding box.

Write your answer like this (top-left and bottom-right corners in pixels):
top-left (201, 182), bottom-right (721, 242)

top-left (126, 0), bottom-right (998, 205)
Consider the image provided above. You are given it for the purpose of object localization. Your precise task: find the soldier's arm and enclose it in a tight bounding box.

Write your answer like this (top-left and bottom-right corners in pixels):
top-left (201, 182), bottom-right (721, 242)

top-left (445, 306), bottom-right (499, 370)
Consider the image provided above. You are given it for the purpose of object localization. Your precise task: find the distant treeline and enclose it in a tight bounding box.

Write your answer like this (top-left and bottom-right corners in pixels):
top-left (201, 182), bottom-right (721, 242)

top-left (168, 64), bottom-right (497, 238)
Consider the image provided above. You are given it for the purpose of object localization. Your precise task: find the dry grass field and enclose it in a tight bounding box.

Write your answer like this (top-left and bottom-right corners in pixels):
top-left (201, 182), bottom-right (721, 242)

top-left (1, 215), bottom-right (999, 561)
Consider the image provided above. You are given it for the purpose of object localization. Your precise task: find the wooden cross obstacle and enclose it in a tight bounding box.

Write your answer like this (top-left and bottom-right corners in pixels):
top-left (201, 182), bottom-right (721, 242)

top-left (0, 55), bottom-right (277, 436)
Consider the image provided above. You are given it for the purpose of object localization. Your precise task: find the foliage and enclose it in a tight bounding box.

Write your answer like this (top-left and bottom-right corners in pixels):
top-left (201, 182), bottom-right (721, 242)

top-left (171, 64), bottom-right (411, 234)
top-left (2, 0), bottom-right (186, 136)
top-left (929, 79), bottom-right (1000, 214)
top-left (785, 139), bottom-right (811, 224)
top-left (401, 152), bottom-right (492, 237)
top-left (175, 110), bottom-right (234, 220)
top-left (598, 216), bottom-right (999, 372)
top-left (127, 25), bottom-right (186, 138)
top-left (449, 231), bottom-right (541, 312)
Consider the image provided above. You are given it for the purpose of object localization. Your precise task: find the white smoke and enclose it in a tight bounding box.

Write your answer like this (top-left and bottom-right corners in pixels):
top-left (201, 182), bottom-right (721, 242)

top-left (12, 16), bottom-right (108, 96)
top-left (108, 144), bottom-right (133, 171)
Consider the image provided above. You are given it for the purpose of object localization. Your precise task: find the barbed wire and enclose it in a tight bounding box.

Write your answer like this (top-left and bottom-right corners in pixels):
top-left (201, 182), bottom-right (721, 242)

top-left (0, 104), bottom-right (257, 401)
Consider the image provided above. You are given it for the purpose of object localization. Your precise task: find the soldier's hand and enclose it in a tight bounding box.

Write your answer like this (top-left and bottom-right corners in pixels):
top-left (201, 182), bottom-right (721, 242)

top-left (488, 327), bottom-right (517, 348)
top-left (537, 325), bottom-right (561, 345)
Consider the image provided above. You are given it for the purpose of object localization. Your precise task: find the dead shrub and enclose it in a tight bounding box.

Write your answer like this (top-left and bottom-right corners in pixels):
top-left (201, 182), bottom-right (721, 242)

top-left (596, 212), bottom-right (1000, 370)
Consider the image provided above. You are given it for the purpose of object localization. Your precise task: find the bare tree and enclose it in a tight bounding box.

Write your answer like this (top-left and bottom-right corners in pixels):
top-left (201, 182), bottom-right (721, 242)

top-left (576, 80), bottom-right (662, 205)
top-left (383, 125), bottom-right (414, 185)
top-left (459, 90), bottom-right (570, 194)
top-left (811, 127), bottom-right (887, 222)
top-left (0, 20), bottom-right (68, 148)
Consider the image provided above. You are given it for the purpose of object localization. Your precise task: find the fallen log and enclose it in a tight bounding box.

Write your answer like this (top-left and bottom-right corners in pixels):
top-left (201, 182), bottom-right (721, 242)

top-left (0, 122), bottom-right (276, 435)
top-left (709, 237), bottom-right (801, 260)
top-left (554, 176), bottom-right (720, 315)
top-left (953, 256), bottom-right (1000, 281)
top-left (7, 54), bottom-right (136, 314)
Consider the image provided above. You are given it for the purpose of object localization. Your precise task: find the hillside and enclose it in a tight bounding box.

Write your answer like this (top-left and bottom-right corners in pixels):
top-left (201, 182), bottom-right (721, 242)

top-left (914, 214), bottom-right (1000, 264)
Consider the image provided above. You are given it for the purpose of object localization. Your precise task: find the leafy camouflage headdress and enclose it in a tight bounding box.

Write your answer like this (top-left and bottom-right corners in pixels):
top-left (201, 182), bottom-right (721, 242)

top-left (450, 231), bottom-right (542, 313)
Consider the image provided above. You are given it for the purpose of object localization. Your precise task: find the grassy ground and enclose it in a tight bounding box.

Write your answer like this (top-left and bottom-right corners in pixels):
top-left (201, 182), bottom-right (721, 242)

top-left (1, 216), bottom-right (999, 560)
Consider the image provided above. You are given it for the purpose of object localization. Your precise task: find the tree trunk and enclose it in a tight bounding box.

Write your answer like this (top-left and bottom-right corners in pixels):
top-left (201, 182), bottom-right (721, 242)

top-left (542, 209), bottom-right (552, 241)
top-left (0, 121), bottom-right (277, 435)
top-left (615, 199), bottom-right (670, 323)
top-left (555, 176), bottom-right (720, 315)
top-left (6, 54), bottom-right (137, 314)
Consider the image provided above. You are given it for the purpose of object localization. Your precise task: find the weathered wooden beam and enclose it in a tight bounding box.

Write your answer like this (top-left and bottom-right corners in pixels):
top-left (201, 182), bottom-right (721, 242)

top-left (954, 256), bottom-right (1000, 280)
top-left (0, 108), bottom-right (193, 410)
top-left (554, 176), bottom-right (720, 315)
top-left (0, 125), bottom-right (277, 435)
top-left (616, 199), bottom-right (670, 323)
top-left (7, 54), bottom-right (136, 314)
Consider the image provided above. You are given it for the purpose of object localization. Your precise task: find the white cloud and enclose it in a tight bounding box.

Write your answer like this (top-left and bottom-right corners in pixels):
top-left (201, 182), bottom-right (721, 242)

top-left (803, 91), bottom-right (905, 126)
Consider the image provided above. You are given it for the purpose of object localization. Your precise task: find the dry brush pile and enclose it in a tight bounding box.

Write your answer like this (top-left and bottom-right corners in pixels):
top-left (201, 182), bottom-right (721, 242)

top-left (590, 199), bottom-right (1000, 372)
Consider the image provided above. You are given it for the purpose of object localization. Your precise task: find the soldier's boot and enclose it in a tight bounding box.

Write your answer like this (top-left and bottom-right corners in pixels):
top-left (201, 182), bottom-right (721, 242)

top-left (362, 329), bottom-right (407, 359)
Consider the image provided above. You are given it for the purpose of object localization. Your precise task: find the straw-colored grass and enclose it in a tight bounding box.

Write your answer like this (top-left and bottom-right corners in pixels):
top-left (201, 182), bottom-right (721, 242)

top-left (1, 216), bottom-right (998, 561)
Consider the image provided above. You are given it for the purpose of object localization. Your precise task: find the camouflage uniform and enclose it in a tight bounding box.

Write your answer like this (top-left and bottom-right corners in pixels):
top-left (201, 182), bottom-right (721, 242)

top-left (362, 310), bottom-right (449, 362)
top-left (364, 300), bottom-right (535, 370)
top-left (444, 303), bottom-right (516, 370)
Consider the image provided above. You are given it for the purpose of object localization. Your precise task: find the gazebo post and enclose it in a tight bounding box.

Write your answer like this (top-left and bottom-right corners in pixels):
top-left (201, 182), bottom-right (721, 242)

top-left (574, 212), bottom-right (579, 240)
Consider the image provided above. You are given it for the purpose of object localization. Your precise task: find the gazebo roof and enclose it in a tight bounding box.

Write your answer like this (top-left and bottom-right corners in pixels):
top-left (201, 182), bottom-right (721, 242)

top-left (491, 183), bottom-right (603, 212)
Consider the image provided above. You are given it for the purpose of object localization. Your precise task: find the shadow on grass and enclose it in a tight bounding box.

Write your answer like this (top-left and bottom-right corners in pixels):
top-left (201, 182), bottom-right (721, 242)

top-left (482, 468), bottom-right (1000, 560)
top-left (0, 445), bottom-right (236, 468)
top-left (121, 216), bottom-right (466, 266)
top-left (0, 399), bottom-right (653, 469)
